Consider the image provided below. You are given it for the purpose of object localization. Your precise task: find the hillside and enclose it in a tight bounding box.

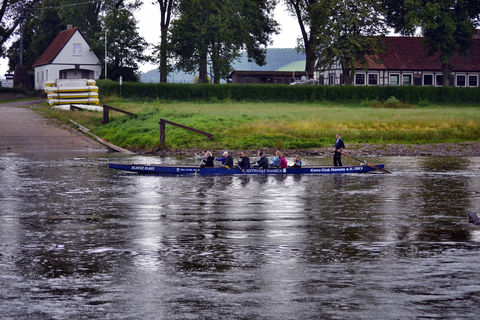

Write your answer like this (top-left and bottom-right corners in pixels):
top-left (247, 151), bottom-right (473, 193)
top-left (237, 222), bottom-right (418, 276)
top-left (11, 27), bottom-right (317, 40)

top-left (140, 48), bottom-right (306, 83)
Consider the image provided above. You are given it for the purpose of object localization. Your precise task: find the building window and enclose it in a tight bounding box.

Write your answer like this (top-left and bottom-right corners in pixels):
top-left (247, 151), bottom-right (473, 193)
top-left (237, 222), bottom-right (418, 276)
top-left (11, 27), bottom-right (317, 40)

top-left (329, 74), bottom-right (335, 85)
top-left (468, 75), bottom-right (478, 87)
top-left (436, 74), bottom-right (443, 86)
top-left (390, 74), bottom-right (399, 86)
top-left (456, 75), bottom-right (466, 87)
top-left (423, 74), bottom-right (433, 86)
top-left (355, 73), bottom-right (365, 85)
top-left (73, 43), bottom-right (82, 56)
top-left (414, 76), bottom-right (422, 86)
top-left (368, 74), bottom-right (378, 85)
top-left (402, 74), bottom-right (412, 85)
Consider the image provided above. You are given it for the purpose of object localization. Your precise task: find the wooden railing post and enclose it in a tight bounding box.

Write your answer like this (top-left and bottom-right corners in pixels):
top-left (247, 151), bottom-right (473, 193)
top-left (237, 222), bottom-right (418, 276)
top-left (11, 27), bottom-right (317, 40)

top-left (159, 119), bottom-right (166, 145)
top-left (101, 105), bottom-right (136, 125)
top-left (157, 118), bottom-right (213, 148)
top-left (103, 105), bottom-right (110, 125)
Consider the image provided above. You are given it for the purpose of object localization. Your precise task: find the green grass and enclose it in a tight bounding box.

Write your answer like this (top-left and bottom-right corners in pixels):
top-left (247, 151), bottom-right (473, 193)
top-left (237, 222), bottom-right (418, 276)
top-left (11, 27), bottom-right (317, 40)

top-left (37, 99), bottom-right (480, 151)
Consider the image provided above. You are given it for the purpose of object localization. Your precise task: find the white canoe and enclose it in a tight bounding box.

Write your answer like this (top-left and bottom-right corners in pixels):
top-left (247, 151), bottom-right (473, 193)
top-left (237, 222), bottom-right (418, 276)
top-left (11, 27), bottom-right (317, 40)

top-left (52, 104), bottom-right (103, 112)
top-left (48, 98), bottom-right (100, 106)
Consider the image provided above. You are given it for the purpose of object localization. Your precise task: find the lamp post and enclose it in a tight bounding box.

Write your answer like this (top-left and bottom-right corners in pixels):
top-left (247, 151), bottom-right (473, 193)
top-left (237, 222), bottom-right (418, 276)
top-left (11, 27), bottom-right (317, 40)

top-left (19, 4), bottom-right (24, 66)
top-left (104, 29), bottom-right (107, 79)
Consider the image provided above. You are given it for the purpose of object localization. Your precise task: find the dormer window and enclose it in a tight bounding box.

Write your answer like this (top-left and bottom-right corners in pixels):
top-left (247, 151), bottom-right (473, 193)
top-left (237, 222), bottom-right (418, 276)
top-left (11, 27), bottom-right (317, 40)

top-left (73, 43), bottom-right (82, 56)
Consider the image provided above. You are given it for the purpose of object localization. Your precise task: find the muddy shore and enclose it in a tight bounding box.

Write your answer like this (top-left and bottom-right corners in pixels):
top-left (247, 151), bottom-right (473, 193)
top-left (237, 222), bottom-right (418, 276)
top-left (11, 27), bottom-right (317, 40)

top-left (149, 142), bottom-right (480, 158)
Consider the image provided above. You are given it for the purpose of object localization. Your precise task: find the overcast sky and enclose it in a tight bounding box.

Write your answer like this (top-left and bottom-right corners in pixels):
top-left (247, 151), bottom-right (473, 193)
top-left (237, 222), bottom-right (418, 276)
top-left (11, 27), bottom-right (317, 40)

top-left (0, 2), bottom-right (300, 78)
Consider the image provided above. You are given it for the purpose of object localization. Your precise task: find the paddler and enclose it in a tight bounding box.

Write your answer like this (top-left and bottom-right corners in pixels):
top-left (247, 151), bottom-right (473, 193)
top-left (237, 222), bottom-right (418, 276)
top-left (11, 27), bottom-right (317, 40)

top-left (333, 133), bottom-right (345, 167)
top-left (199, 151), bottom-right (214, 168)
top-left (237, 151), bottom-right (250, 172)
top-left (220, 151), bottom-right (234, 169)
top-left (255, 150), bottom-right (269, 169)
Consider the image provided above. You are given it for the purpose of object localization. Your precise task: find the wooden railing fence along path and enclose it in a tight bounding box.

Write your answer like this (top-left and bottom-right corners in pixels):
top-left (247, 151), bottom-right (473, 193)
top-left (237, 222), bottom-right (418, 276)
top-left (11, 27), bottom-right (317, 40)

top-left (158, 118), bottom-right (214, 146)
top-left (93, 105), bottom-right (213, 150)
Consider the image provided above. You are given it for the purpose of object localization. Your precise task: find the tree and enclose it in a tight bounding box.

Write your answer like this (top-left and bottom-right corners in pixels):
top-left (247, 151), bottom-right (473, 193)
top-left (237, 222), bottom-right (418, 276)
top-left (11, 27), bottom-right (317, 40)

top-left (384, 0), bottom-right (480, 86)
top-left (155, 0), bottom-right (179, 83)
top-left (6, 0), bottom-right (145, 78)
top-left (0, 0), bottom-right (41, 56)
top-left (171, 0), bottom-right (277, 83)
top-left (57, 0), bottom-right (142, 41)
top-left (6, 0), bottom-right (64, 71)
top-left (284, 0), bottom-right (319, 78)
top-left (312, 0), bottom-right (387, 85)
top-left (95, 6), bottom-right (148, 81)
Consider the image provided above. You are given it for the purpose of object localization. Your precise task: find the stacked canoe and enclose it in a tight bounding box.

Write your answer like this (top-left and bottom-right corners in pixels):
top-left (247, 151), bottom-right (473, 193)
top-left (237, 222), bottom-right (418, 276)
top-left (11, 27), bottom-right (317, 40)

top-left (46, 79), bottom-right (99, 106)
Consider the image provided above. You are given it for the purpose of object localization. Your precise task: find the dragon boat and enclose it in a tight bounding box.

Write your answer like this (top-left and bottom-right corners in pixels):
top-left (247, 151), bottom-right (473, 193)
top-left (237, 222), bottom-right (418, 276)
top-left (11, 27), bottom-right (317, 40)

top-left (108, 163), bottom-right (386, 175)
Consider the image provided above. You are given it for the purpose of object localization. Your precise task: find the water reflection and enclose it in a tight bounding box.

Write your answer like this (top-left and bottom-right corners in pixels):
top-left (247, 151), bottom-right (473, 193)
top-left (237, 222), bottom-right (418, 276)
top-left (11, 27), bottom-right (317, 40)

top-left (1, 155), bottom-right (479, 319)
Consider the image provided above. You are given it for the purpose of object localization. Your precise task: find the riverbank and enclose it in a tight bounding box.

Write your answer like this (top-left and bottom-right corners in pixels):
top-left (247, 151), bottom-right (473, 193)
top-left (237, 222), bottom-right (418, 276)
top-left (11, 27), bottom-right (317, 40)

top-left (34, 99), bottom-right (480, 156)
top-left (150, 142), bottom-right (480, 157)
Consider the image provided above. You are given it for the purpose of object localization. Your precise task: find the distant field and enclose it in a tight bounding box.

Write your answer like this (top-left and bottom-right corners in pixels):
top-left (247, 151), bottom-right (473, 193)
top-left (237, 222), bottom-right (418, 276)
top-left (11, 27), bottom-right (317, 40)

top-left (38, 99), bottom-right (480, 151)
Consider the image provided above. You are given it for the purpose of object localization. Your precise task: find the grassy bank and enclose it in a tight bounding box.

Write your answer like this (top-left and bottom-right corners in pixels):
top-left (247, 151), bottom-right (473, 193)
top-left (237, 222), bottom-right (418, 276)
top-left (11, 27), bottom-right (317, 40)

top-left (38, 99), bottom-right (480, 151)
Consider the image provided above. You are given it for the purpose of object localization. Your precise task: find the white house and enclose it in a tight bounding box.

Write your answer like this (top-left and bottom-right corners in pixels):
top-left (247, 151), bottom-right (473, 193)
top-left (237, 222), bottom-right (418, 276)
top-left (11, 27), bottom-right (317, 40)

top-left (33, 26), bottom-right (101, 90)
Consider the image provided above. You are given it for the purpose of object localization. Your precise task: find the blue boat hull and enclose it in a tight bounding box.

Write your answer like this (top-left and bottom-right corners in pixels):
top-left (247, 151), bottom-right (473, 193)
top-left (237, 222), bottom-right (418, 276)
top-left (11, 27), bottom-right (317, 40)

top-left (108, 163), bottom-right (384, 175)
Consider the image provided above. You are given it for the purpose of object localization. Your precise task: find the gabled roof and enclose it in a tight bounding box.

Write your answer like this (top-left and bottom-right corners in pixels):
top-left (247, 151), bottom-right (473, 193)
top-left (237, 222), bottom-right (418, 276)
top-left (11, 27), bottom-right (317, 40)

top-left (363, 37), bottom-right (480, 72)
top-left (33, 27), bottom-right (97, 67)
top-left (228, 70), bottom-right (307, 77)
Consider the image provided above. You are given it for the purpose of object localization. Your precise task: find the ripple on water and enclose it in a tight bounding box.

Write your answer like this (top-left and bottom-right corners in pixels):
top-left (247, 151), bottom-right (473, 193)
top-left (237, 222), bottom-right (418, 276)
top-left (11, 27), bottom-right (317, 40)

top-left (1, 155), bottom-right (480, 319)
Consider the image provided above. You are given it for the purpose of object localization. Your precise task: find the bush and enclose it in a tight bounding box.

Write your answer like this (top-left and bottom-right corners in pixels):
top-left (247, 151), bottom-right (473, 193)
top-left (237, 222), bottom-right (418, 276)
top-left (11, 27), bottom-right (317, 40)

top-left (0, 87), bottom-right (27, 94)
top-left (0, 86), bottom-right (28, 100)
top-left (13, 65), bottom-right (32, 91)
top-left (96, 80), bottom-right (480, 104)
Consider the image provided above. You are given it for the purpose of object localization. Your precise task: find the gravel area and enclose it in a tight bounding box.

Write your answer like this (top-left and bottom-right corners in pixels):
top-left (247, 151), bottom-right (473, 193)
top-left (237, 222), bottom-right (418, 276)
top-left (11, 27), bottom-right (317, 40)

top-left (150, 142), bottom-right (480, 158)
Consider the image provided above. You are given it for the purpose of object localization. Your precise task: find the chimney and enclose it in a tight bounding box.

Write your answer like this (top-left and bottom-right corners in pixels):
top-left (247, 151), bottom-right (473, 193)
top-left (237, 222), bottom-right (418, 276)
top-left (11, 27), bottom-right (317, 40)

top-left (66, 25), bottom-right (73, 30)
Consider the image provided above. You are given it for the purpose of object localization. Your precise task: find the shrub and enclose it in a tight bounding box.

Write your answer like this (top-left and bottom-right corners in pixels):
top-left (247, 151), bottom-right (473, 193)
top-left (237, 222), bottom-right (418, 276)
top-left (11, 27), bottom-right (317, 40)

top-left (96, 80), bottom-right (480, 104)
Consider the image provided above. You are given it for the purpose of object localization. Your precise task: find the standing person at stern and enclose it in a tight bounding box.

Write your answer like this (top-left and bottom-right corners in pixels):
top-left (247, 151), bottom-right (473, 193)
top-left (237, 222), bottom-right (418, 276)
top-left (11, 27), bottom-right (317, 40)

top-left (333, 133), bottom-right (345, 167)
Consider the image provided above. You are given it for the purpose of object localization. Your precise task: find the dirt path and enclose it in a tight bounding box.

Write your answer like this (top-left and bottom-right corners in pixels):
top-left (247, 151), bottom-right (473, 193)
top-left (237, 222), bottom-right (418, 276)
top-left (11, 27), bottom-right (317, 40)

top-left (0, 100), bottom-right (108, 157)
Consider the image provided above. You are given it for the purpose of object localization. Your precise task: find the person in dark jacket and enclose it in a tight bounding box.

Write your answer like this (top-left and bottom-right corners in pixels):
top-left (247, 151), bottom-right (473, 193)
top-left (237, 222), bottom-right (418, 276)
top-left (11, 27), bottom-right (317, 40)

top-left (237, 151), bottom-right (250, 172)
top-left (255, 150), bottom-right (269, 169)
top-left (333, 133), bottom-right (345, 167)
top-left (199, 151), bottom-right (214, 168)
top-left (221, 151), bottom-right (234, 169)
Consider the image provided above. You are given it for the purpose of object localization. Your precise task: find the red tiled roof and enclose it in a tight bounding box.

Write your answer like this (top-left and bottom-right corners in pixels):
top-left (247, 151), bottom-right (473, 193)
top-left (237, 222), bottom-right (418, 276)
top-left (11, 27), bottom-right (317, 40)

top-left (33, 27), bottom-right (78, 67)
top-left (363, 37), bottom-right (480, 72)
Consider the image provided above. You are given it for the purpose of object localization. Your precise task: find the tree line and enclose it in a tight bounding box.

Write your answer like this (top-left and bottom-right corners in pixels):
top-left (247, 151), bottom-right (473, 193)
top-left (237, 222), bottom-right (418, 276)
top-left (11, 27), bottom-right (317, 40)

top-left (1, 0), bottom-right (479, 85)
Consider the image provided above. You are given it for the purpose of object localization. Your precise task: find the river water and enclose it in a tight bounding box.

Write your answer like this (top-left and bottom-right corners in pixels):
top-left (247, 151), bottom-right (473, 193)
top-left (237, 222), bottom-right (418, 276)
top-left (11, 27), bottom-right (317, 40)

top-left (1, 153), bottom-right (479, 319)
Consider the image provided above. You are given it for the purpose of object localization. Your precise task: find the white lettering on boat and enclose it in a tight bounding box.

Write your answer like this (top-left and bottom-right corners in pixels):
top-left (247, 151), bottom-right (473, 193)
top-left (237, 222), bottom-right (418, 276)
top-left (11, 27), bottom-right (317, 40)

top-left (245, 169), bottom-right (283, 174)
top-left (131, 166), bottom-right (155, 171)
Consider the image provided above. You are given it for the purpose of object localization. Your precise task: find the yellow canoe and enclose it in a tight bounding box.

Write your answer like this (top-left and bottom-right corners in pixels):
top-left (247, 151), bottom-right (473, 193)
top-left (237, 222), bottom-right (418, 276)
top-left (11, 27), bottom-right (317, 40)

top-left (46, 85), bottom-right (99, 93)
top-left (47, 91), bottom-right (99, 99)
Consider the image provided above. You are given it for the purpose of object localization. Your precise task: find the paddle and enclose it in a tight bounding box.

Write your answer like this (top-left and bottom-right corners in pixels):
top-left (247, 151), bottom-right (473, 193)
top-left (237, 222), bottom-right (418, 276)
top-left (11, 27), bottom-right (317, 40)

top-left (338, 150), bottom-right (391, 174)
